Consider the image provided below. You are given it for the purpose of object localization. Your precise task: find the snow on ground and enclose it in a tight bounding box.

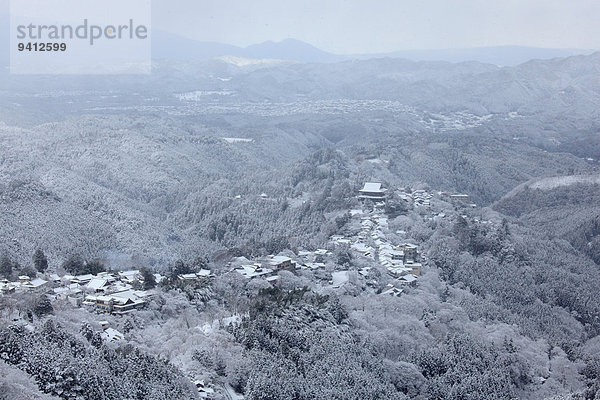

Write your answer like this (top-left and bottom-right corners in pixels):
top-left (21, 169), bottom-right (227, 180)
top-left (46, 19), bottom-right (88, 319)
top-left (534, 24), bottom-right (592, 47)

top-left (529, 175), bottom-right (600, 190)
top-left (502, 174), bottom-right (600, 201)
top-left (222, 138), bottom-right (254, 144)
top-left (331, 271), bottom-right (350, 288)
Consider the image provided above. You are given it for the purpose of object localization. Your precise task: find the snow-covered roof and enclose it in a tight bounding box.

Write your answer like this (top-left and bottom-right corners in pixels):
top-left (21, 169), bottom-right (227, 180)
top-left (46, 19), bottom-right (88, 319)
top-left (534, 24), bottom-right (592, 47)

top-left (56, 287), bottom-right (82, 296)
top-left (0, 282), bottom-right (17, 291)
top-left (388, 266), bottom-right (412, 276)
top-left (25, 278), bottom-right (48, 288)
top-left (400, 274), bottom-right (417, 283)
top-left (381, 287), bottom-right (403, 296)
top-left (110, 289), bottom-right (142, 301)
top-left (380, 249), bottom-right (403, 258)
top-left (87, 278), bottom-right (108, 291)
top-left (118, 270), bottom-right (139, 279)
top-left (302, 262), bottom-right (325, 270)
top-left (74, 274), bottom-right (94, 282)
top-left (404, 261), bottom-right (422, 267)
top-left (351, 242), bottom-right (372, 253)
top-left (235, 265), bottom-right (273, 279)
top-left (268, 256), bottom-right (293, 265)
top-left (101, 327), bottom-right (123, 342)
top-left (361, 182), bottom-right (383, 193)
top-left (197, 269), bottom-right (213, 277)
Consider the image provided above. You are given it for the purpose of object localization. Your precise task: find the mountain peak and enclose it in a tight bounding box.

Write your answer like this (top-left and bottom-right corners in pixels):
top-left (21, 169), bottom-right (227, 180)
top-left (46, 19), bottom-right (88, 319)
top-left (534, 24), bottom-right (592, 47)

top-left (242, 39), bottom-right (341, 63)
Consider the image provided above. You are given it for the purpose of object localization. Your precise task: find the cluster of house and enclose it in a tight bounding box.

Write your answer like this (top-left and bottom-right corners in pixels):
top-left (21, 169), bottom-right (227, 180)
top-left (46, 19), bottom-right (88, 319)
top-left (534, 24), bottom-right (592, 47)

top-left (354, 182), bottom-right (424, 296)
top-left (1, 266), bottom-right (226, 316)
top-left (84, 290), bottom-right (151, 315)
top-left (0, 275), bottom-right (50, 294)
top-left (364, 181), bottom-right (476, 211)
top-left (62, 271), bottom-right (159, 315)
top-left (359, 181), bottom-right (434, 209)
top-left (314, 182), bottom-right (425, 296)
top-left (81, 269), bottom-right (219, 314)
top-left (0, 270), bottom-right (163, 316)
top-left (297, 248), bottom-right (330, 270)
top-left (353, 207), bottom-right (422, 295)
top-left (177, 269), bottom-right (215, 282)
top-left (230, 254), bottom-right (297, 284)
top-left (230, 249), bottom-right (363, 290)
top-left (397, 188), bottom-right (433, 208)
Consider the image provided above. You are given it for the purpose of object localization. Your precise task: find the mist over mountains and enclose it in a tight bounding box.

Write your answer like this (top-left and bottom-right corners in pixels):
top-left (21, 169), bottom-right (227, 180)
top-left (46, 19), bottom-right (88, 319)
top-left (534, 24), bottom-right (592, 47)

top-left (0, 15), bottom-right (594, 68)
top-left (149, 29), bottom-right (594, 66)
top-left (152, 30), bottom-right (596, 66)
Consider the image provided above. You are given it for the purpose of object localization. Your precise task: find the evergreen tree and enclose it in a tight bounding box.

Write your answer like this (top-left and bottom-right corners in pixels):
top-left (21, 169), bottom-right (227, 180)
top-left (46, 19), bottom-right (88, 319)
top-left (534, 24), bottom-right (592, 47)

top-left (0, 256), bottom-right (13, 278)
top-left (62, 254), bottom-right (85, 274)
top-left (170, 259), bottom-right (191, 280)
top-left (140, 267), bottom-right (156, 290)
top-left (32, 295), bottom-right (53, 317)
top-left (32, 249), bottom-right (48, 273)
top-left (84, 260), bottom-right (106, 275)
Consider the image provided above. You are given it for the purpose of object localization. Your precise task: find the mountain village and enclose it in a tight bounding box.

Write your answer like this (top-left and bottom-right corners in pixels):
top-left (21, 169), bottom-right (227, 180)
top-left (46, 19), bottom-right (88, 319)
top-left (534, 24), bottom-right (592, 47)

top-left (0, 181), bottom-right (479, 313)
top-left (0, 181), bottom-right (480, 398)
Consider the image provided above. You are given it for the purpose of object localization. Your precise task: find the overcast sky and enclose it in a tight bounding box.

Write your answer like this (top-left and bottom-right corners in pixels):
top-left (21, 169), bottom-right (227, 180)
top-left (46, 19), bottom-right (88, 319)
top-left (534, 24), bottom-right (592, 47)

top-left (2, 0), bottom-right (599, 53)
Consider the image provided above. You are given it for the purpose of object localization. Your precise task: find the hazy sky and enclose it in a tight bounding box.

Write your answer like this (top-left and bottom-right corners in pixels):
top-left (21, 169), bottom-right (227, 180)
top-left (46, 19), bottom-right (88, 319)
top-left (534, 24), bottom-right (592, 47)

top-left (2, 0), bottom-right (599, 53)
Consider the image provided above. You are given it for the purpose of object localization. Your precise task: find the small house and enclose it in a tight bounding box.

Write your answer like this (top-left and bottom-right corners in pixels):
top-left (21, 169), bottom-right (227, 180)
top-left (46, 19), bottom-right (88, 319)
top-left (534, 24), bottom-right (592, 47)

top-left (267, 256), bottom-right (295, 270)
top-left (404, 261), bottom-right (422, 276)
top-left (381, 284), bottom-right (403, 297)
top-left (24, 278), bottom-right (48, 290)
top-left (86, 278), bottom-right (109, 293)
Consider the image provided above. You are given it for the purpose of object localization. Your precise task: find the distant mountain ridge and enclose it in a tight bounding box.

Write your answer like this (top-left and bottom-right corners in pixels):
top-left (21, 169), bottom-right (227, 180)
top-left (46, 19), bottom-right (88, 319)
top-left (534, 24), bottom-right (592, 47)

top-left (372, 46), bottom-right (595, 67)
top-left (151, 32), bottom-right (342, 63)
top-left (0, 19), bottom-right (594, 67)
top-left (151, 30), bottom-right (594, 66)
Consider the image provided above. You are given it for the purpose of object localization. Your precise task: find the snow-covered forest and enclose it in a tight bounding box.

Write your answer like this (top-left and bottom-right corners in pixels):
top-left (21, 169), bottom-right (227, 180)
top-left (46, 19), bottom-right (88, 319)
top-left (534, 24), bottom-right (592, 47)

top-left (0, 44), bottom-right (599, 400)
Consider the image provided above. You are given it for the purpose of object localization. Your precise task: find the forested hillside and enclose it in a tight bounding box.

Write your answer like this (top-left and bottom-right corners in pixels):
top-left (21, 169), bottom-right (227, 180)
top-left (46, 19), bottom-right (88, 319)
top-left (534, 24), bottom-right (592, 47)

top-left (0, 103), bottom-right (592, 268)
top-left (0, 51), bottom-right (599, 400)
